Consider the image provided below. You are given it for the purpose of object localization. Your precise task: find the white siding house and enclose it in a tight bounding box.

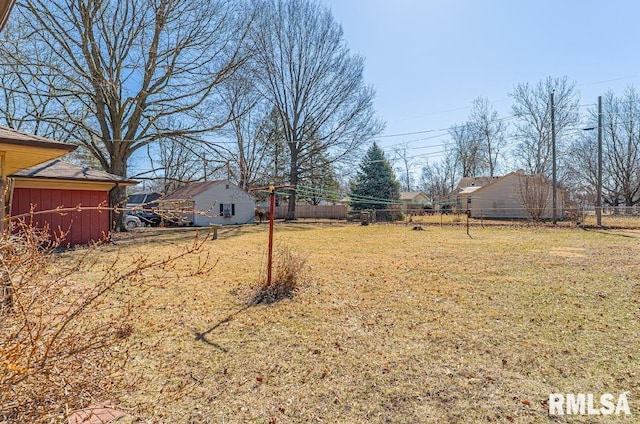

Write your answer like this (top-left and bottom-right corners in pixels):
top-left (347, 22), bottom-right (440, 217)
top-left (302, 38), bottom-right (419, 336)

top-left (399, 191), bottom-right (430, 204)
top-left (457, 171), bottom-right (564, 219)
top-left (159, 180), bottom-right (255, 226)
top-left (399, 191), bottom-right (431, 213)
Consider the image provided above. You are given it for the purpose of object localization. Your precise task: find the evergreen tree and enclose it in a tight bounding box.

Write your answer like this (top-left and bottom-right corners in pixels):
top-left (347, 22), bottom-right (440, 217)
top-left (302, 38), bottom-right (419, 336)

top-left (351, 143), bottom-right (400, 219)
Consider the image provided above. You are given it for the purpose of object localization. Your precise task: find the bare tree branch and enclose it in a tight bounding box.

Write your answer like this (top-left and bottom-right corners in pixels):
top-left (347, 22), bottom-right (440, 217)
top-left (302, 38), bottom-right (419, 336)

top-left (7, 0), bottom-right (250, 228)
top-left (249, 0), bottom-right (383, 219)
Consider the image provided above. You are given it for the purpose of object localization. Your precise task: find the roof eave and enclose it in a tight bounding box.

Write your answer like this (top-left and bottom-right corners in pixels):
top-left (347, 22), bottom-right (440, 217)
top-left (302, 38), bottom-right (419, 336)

top-left (12, 175), bottom-right (139, 185)
top-left (0, 137), bottom-right (77, 152)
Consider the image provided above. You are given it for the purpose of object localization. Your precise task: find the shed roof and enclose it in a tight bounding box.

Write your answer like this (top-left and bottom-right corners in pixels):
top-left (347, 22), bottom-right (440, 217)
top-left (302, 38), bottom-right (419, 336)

top-left (161, 180), bottom-right (228, 201)
top-left (11, 159), bottom-right (137, 185)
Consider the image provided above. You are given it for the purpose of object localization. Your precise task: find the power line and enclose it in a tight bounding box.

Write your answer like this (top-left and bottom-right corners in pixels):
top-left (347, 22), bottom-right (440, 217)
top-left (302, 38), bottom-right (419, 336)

top-left (576, 75), bottom-right (640, 88)
top-left (293, 184), bottom-right (405, 206)
top-left (377, 129), bottom-right (440, 138)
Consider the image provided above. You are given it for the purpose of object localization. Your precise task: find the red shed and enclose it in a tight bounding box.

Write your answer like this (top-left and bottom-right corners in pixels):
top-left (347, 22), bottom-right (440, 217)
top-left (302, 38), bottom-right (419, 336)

top-left (10, 159), bottom-right (137, 246)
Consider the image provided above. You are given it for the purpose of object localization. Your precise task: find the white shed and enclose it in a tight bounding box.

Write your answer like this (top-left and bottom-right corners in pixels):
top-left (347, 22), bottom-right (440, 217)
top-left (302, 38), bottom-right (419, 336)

top-left (159, 180), bottom-right (255, 226)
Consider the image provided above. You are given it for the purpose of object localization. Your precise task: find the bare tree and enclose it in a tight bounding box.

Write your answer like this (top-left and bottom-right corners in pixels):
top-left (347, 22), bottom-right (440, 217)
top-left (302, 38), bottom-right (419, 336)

top-left (511, 76), bottom-right (580, 176)
top-left (469, 97), bottom-right (506, 176)
top-left (563, 87), bottom-right (640, 209)
top-left (8, 0), bottom-right (249, 228)
top-left (419, 162), bottom-right (448, 203)
top-left (249, 0), bottom-right (383, 220)
top-left (216, 75), bottom-right (271, 191)
top-left (601, 88), bottom-right (640, 207)
top-left (392, 142), bottom-right (417, 192)
top-left (419, 149), bottom-right (458, 205)
top-left (0, 21), bottom-right (82, 140)
top-left (141, 137), bottom-right (206, 194)
top-left (450, 122), bottom-right (484, 177)
top-left (564, 133), bottom-right (598, 205)
top-left (517, 173), bottom-right (550, 221)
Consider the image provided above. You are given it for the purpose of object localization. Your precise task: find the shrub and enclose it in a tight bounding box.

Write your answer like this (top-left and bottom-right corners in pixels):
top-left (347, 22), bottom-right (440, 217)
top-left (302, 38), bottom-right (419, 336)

top-left (0, 222), bottom-right (209, 422)
top-left (250, 245), bottom-right (307, 305)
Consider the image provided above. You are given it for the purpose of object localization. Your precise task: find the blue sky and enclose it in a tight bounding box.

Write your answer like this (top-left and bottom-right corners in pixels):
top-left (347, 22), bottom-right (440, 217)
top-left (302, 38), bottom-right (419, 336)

top-left (324, 0), bottom-right (640, 161)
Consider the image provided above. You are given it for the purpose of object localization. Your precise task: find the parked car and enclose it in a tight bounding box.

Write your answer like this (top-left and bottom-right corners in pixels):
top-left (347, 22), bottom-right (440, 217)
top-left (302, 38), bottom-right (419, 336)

top-left (126, 191), bottom-right (163, 226)
top-left (125, 214), bottom-right (144, 229)
top-left (134, 210), bottom-right (162, 227)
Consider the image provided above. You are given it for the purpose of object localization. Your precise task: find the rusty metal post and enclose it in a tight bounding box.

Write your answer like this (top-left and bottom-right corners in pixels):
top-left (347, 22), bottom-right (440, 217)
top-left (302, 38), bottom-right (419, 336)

top-left (466, 197), bottom-right (471, 237)
top-left (466, 208), bottom-right (472, 238)
top-left (249, 184), bottom-right (295, 288)
top-left (267, 186), bottom-right (275, 287)
top-left (466, 210), bottom-right (470, 237)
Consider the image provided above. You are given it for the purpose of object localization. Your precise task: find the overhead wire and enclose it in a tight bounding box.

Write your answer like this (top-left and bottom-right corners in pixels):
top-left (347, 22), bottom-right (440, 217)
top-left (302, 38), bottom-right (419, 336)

top-left (292, 184), bottom-right (405, 206)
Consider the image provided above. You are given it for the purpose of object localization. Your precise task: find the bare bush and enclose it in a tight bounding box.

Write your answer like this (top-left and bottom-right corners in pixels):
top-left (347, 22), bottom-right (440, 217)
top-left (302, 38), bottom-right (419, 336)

top-left (250, 245), bottom-right (307, 305)
top-left (0, 222), bottom-right (210, 422)
top-left (517, 173), bottom-right (551, 221)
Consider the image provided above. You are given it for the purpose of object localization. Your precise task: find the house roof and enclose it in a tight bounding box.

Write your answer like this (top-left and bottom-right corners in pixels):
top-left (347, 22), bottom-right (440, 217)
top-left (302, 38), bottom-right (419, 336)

top-left (399, 192), bottom-right (429, 202)
top-left (11, 159), bottom-right (137, 185)
top-left (160, 180), bottom-right (229, 201)
top-left (400, 191), bottom-right (424, 200)
top-left (0, 126), bottom-right (77, 175)
top-left (0, 126), bottom-right (76, 151)
top-left (459, 171), bottom-right (549, 196)
top-left (127, 192), bottom-right (162, 205)
top-left (456, 176), bottom-right (500, 191)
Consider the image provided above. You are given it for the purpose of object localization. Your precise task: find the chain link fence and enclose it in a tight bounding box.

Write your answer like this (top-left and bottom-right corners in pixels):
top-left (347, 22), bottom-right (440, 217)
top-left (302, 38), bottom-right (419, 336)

top-left (574, 206), bottom-right (640, 229)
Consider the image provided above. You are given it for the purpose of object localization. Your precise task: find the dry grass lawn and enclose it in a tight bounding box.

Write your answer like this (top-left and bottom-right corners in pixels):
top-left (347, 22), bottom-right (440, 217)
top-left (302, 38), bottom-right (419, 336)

top-left (66, 222), bottom-right (640, 423)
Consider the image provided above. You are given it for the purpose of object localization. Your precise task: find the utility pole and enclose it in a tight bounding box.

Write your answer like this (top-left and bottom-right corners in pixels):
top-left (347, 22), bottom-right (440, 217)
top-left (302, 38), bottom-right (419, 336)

top-left (551, 91), bottom-right (557, 224)
top-left (597, 95), bottom-right (603, 227)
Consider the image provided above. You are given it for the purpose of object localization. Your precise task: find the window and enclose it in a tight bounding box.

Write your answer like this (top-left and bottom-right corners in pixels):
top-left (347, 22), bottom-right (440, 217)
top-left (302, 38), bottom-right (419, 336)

top-left (219, 203), bottom-right (235, 217)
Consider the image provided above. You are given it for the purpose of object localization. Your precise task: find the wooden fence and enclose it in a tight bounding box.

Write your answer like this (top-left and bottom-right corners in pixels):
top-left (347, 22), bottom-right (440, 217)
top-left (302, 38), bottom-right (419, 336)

top-left (273, 204), bottom-right (347, 220)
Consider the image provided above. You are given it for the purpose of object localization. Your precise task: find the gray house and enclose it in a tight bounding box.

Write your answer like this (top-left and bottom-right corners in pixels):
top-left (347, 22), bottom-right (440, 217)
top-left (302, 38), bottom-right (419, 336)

top-left (158, 180), bottom-right (255, 226)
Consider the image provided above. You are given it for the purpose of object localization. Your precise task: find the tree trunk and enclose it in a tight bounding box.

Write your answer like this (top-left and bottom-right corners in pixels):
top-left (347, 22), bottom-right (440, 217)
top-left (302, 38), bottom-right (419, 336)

top-left (486, 138), bottom-right (495, 177)
top-left (110, 185), bottom-right (127, 232)
top-left (108, 156), bottom-right (128, 232)
top-left (286, 144), bottom-right (298, 221)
